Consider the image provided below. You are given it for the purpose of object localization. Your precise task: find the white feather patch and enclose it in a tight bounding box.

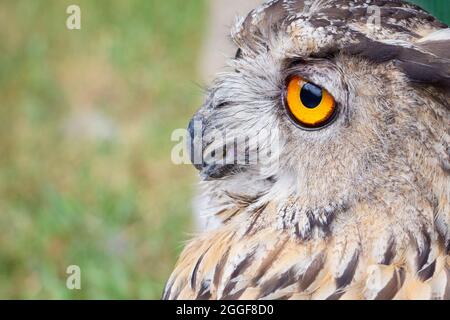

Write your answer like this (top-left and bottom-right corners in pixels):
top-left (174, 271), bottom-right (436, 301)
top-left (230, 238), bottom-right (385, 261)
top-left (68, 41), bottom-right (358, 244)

top-left (417, 28), bottom-right (450, 43)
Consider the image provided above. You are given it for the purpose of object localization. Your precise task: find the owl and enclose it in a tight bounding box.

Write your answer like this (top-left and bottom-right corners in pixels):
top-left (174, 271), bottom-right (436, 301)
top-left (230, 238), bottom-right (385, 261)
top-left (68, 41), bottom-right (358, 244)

top-left (164, 0), bottom-right (450, 300)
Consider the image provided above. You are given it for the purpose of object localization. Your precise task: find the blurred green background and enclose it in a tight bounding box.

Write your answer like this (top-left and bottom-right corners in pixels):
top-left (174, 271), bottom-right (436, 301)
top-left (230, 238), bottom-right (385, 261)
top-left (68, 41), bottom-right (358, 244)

top-left (412, 0), bottom-right (449, 23)
top-left (0, 0), bottom-right (205, 299)
top-left (0, 0), bottom-right (447, 299)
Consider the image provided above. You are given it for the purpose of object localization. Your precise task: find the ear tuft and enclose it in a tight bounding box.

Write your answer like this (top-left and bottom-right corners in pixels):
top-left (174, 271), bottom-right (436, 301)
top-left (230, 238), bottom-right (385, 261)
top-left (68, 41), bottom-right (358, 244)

top-left (400, 28), bottom-right (450, 88)
top-left (344, 29), bottom-right (450, 89)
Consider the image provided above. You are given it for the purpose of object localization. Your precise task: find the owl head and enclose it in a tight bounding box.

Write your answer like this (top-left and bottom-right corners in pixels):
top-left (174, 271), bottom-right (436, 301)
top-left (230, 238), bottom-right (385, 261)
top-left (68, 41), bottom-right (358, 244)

top-left (188, 0), bottom-right (449, 239)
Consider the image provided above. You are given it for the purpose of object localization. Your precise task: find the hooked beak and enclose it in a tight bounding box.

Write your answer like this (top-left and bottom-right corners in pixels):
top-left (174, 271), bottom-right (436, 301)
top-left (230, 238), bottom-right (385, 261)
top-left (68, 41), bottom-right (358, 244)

top-left (187, 116), bottom-right (243, 180)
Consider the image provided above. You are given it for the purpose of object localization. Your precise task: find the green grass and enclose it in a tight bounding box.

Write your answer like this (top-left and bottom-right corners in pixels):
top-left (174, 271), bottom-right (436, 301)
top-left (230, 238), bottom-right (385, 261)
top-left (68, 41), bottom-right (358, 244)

top-left (0, 0), bottom-right (205, 299)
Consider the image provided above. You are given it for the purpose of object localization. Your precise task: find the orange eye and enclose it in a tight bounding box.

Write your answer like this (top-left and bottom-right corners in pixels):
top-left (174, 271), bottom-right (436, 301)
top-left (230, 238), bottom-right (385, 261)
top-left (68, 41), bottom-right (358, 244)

top-left (285, 76), bottom-right (337, 129)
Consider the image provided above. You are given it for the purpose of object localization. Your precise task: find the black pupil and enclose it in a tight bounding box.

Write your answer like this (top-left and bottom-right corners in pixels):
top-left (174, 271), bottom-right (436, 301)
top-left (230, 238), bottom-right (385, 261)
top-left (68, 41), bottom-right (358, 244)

top-left (300, 83), bottom-right (323, 109)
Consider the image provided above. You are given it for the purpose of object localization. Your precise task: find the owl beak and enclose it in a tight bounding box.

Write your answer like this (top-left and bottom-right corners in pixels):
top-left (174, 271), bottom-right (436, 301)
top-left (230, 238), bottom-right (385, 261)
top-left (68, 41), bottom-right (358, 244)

top-left (199, 164), bottom-right (237, 181)
top-left (187, 117), bottom-right (204, 172)
top-left (187, 116), bottom-right (241, 180)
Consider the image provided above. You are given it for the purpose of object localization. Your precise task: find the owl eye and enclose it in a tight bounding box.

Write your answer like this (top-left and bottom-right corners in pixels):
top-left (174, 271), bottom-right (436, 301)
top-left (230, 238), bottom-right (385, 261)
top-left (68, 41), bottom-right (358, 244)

top-left (284, 76), bottom-right (337, 129)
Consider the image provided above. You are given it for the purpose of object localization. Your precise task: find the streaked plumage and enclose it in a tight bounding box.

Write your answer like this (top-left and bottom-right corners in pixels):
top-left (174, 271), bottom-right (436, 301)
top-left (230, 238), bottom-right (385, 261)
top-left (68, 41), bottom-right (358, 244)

top-left (164, 0), bottom-right (450, 300)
